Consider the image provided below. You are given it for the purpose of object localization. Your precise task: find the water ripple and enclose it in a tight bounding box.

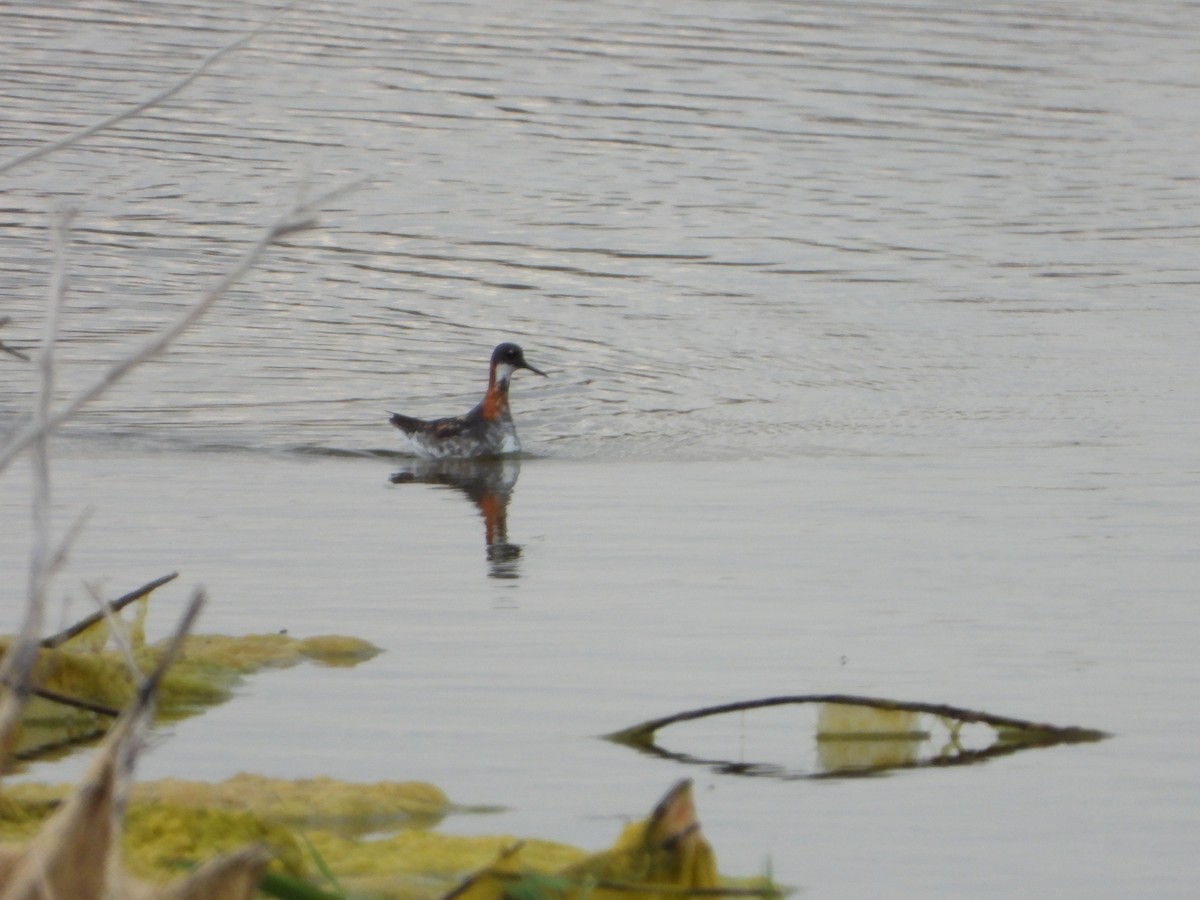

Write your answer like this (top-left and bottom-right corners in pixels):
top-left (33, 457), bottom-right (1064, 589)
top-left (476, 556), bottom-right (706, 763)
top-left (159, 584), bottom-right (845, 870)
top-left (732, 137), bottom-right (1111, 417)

top-left (0, 0), bottom-right (1197, 461)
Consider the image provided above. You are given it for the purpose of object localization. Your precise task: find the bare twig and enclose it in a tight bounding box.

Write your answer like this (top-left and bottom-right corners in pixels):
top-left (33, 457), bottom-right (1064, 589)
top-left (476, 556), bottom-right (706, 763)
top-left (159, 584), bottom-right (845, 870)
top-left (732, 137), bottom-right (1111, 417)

top-left (0, 571), bottom-right (182, 751)
top-left (0, 591), bottom-right (206, 899)
top-left (38, 507), bottom-right (93, 590)
top-left (0, 576), bottom-right (191, 764)
top-left (30, 206), bottom-right (73, 570)
top-left (113, 589), bottom-right (205, 802)
top-left (82, 584), bottom-right (142, 686)
top-left (41, 572), bottom-right (178, 649)
top-left (136, 590), bottom-right (204, 708)
top-left (0, 176), bottom-right (365, 478)
top-left (0, 1), bottom-right (300, 177)
top-left (32, 686), bottom-right (121, 719)
top-left (0, 208), bottom-right (76, 762)
top-left (0, 678), bottom-right (122, 719)
top-left (0, 9), bottom-right (360, 781)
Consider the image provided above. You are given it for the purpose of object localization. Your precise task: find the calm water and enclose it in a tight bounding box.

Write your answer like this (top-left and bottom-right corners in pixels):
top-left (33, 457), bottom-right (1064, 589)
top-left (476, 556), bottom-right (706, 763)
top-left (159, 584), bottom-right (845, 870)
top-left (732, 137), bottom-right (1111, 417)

top-left (2, 1), bottom-right (1199, 896)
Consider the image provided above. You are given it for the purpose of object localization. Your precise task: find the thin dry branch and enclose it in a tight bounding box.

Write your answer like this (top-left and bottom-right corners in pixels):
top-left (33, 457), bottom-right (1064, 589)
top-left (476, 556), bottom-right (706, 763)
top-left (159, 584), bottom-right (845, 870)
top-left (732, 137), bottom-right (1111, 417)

top-left (113, 589), bottom-right (205, 798)
top-left (0, 572), bottom-right (181, 734)
top-left (0, 208), bottom-right (77, 763)
top-left (0, 176), bottom-right (364, 478)
top-left (0, 577), bottom-right (193, 767)
top-left (28, 205), bottom-right (73, 574)
top-left (83, 583), bottom-right (143, 686)
top-left (0, 591), bottom-right (206, 900)
top-left (41, 573), bottom-right (178, 649)
top-left (0, 2), bottom-right (300, 178)
top-left (0, 678), bottom-right (121, 719)
top-left (136, 590), bottom-right (205, 706)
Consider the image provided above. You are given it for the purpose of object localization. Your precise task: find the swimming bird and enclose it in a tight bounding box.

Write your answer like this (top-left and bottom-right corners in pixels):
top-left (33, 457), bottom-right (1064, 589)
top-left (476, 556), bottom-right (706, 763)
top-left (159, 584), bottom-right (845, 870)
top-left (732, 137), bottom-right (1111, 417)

top-left (389, 342), bottom-right (546, 458)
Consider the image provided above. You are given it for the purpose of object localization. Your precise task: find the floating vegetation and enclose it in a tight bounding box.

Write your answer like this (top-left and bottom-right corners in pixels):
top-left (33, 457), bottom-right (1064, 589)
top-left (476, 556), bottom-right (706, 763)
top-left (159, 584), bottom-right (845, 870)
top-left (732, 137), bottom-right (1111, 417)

top-left (606, 694), bottom-right (1109, 780)
top-left (2, 775), bottom-right (780, 900)
top-left (0, 592), bottom-right (274, 899)
top-left (438, 780), bottom-right (780, 900)
top-left (0, 69), bottom-right (372, 895)
top-left (2, 573), bottom-right (381, 765)
top-left (2, 586), bottom-right (1105, 897)
top-left (1, 774), bottom-right (455, 890)
top-left (1, 577), bottom-right (773, 899)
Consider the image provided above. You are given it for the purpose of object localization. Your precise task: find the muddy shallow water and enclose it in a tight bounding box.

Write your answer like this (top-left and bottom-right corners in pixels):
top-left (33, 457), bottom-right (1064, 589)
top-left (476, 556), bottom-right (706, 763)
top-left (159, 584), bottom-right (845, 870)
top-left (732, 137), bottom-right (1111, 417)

top-left (2, 0), bottom-right (1199, 896)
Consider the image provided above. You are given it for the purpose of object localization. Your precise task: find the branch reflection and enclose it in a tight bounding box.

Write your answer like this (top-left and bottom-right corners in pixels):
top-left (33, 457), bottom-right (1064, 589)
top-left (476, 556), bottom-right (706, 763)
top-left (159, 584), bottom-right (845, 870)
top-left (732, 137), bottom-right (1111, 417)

top-left (606, 695), bottom-right (1107, 781)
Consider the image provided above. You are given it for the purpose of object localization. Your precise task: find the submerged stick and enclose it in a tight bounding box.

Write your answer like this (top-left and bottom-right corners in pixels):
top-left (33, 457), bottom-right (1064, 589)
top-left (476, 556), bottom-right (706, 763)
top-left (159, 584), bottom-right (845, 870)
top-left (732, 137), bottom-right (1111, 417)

top-left (41, 572), bottom-right (179, 649)
top-left (0, 679), bottom-right (122, 719)
top-left (0, 316), bottom-right (29, 360)
top-left (607, 693), bottom-right (1109, 745)
top-left (29, 686), bottom-right (121, 719)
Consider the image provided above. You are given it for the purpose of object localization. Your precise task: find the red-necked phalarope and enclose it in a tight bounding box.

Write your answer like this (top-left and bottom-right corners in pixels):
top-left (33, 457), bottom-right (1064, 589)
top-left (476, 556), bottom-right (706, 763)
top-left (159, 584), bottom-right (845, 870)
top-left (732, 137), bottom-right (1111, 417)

top-left (389, 342), bottom-right (546, 458)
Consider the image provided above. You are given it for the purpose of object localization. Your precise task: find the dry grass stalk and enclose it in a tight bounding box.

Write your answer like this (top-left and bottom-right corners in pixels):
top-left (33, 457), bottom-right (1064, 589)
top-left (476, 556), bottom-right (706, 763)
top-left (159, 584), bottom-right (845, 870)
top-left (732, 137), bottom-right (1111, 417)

top-left (0, 208), bottom-right (77, 767)
top-left (0, 177), bottom-right (361, 479)
top-left (0, 7), bottom-right (360, 893)
top-left (0, 594), bottom-right (205, 900)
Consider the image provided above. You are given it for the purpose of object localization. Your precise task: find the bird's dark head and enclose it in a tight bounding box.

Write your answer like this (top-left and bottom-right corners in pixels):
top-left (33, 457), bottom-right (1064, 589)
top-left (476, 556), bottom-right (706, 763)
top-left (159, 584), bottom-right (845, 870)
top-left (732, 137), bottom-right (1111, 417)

top-left (491, 342), bottom-right (546, 380)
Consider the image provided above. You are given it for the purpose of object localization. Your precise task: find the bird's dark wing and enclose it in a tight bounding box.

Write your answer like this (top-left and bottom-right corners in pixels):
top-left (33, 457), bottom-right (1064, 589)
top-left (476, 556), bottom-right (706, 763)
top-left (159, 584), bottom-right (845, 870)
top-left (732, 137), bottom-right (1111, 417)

top-left (389, 412), bottom-right (472, 438)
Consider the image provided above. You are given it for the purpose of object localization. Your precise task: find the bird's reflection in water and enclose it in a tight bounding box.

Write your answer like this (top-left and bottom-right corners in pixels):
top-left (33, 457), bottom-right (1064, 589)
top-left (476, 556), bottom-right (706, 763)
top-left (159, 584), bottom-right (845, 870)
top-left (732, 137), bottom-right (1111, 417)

top-left (389, 458), bottom-right (523, 579)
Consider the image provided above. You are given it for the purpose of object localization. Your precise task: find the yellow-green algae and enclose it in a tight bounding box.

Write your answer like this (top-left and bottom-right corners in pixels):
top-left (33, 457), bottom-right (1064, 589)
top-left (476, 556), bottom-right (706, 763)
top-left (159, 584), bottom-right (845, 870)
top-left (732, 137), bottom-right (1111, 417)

top-left (439, 781), bottom-right (769, 900)
top-left (0, 776), bottom-right (775, 900)
top-left (0, 781), bottom-right (304, 872)
top-left (133, 774), bottom-right (451, 831)
top-left (0, 630), bottom-right (381, 760)
top-left (1, 615), bottom-right (768, 899)
top-left (305, 830), bottom-right (584, 899)
top-left (0, 774), bottom-right (582, 898)
top-left (122, 803), bottom-right (305, 881)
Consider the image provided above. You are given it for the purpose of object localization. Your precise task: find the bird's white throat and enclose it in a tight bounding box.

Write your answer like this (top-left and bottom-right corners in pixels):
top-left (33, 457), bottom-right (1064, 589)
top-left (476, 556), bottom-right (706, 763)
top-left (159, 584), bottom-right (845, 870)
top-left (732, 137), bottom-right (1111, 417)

top-left (493, 361), bottom-right (517, 386)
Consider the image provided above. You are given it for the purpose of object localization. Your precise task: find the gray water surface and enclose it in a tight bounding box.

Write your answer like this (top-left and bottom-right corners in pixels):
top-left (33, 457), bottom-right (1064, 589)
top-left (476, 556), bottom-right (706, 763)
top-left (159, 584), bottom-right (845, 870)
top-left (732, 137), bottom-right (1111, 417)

top-left (2, 1), bottom-right (1199, 896)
